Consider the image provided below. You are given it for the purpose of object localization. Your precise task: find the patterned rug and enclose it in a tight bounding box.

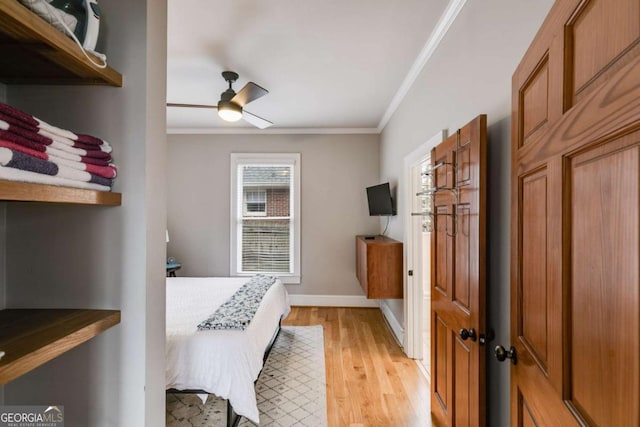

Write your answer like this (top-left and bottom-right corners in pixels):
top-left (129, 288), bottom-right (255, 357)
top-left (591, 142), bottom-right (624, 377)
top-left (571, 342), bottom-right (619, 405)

top-left (166, 326), bottom-right (327, 426)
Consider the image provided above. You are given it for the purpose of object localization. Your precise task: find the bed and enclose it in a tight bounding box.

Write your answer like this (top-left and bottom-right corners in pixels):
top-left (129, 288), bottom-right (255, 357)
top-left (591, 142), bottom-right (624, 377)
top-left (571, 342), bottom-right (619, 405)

top-left (166, 276), bottom-right (291, 425)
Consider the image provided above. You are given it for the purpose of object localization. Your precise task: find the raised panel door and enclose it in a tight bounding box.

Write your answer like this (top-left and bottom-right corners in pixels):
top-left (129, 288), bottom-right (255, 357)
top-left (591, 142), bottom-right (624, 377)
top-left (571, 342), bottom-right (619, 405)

top-left (431, 115), bottom-right (486, 427)
top-left (510, 0), bottom-right (640, 425)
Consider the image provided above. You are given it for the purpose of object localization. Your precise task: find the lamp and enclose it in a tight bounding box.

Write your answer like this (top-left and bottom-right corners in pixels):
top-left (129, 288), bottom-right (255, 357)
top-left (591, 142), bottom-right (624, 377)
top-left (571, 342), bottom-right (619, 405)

top-left (166, 230), bottom-right (170, 243)
top-left (217, 101), bottom-right (243, 122)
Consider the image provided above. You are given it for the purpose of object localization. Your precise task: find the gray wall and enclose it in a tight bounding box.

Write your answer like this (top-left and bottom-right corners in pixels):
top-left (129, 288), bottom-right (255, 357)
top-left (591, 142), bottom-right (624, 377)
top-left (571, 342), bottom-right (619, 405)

top-left (2, 1), bottom-right (167, 426)
top-left (167, 133), bottom-right (379, 297)
top-left (378, 0), bottom-right (553, 425)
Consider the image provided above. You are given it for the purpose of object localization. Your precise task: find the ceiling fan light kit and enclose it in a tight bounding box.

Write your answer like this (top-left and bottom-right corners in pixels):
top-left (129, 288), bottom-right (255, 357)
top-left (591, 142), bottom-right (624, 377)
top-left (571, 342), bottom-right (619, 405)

top-left (217, 100), bottom-right (243, 122)
top-left (167, 71), bottom-right (273, 129)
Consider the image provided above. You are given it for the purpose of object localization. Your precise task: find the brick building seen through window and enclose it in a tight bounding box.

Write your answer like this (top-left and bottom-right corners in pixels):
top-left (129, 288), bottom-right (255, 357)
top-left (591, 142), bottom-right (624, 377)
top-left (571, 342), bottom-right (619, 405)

top-left (243, 188), bottom-right (290, 217)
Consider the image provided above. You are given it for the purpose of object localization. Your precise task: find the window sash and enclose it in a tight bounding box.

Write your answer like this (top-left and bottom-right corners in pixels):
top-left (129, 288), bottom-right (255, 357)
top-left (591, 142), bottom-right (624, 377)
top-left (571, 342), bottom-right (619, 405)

top-left (241, 218), bottom-right (290, 272)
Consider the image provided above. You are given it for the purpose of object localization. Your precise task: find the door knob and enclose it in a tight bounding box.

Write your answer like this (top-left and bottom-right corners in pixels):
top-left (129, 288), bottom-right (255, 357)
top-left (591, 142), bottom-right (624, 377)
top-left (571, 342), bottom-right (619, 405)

top-left (459, 328), bottom-right (477, 341)
top-left (494, 345), bottom-right (517, 365)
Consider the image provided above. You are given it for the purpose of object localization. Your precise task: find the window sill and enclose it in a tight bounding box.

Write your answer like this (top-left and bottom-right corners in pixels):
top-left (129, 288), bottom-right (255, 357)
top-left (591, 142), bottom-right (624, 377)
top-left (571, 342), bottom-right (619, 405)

top-left (278, 275), bottom-right (301, 285)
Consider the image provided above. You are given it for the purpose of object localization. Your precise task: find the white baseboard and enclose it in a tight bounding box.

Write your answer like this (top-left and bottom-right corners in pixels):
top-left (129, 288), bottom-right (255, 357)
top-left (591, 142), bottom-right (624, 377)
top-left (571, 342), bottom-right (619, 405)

top-left (288, 294), bottom-right (380, 308)
top-left (380, 300), bottom-right (405, 347)
top-left (415, 359), bottom-right (431, 384)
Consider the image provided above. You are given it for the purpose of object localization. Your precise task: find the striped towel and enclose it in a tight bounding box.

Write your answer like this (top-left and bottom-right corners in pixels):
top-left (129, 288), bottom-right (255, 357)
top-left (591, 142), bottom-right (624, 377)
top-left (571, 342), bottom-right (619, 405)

top-left (0, 165), bottom-right (110, 192)
top-left (0, 147), bottom-right (112, 188)
top-left (0, 120), bottom-right (112, 160)
top-left (0, 139), bottom-right (116, 179)
top-left (0, 102), bottom-right (111, 147)
top-left (0, 125), bottom-right (112, 166)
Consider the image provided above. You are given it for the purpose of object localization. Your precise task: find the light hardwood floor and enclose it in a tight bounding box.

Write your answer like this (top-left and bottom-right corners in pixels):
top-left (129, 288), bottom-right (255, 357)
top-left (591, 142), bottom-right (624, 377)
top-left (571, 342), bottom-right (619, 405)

top-left (282, 307), bottom-right (432, 427)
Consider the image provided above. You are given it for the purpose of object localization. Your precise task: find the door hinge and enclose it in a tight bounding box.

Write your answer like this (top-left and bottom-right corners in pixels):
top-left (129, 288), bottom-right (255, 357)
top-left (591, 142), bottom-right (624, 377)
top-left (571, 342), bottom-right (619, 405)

top-left (408, 270), bottom-right (413, 276)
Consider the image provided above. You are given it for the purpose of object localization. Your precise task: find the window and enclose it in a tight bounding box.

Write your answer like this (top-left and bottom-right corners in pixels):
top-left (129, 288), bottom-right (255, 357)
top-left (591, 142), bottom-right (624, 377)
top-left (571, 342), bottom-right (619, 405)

top-left (230, 153), bottom-right (301, 284)
top-left (244, 190), bottom-right (267, 216)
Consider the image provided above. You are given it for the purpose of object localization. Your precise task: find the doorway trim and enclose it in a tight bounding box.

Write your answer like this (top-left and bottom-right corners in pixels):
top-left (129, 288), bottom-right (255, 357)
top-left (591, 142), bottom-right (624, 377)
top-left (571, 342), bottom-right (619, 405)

top-left (403, 130), bottom-right (447, 358)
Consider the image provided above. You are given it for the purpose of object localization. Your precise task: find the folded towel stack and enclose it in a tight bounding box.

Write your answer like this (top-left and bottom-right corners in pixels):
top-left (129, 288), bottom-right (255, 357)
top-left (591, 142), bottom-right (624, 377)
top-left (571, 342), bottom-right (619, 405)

top-left (0, 103), bottom-right (117, 192)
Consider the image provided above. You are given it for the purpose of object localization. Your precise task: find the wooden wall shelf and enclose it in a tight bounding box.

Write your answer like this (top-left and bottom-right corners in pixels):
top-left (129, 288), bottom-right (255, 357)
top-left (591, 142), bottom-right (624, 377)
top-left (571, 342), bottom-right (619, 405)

top-left (0, 0), bottom-right (122, 86)
top-left (0, 309), bottom-right (121, 385)
top-left (356, 235), bottom-right (403, 299)
top-left (0, 180), bottom-right (121, 205)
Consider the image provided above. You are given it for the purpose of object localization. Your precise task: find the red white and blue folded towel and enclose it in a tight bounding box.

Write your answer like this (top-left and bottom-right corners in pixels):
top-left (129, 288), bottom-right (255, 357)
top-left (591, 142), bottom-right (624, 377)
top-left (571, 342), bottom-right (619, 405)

top-left (0, 165), bottom-right (110, 192)
top-left (0, 113), bottom-right (113, 154)
top-left (0, 121), bottom-right (111, 160)
top-left (0, 140), bottom-right (116, 178)
top-left (0, 147), bottom-right (112, 188)
top-left (0, 103), bottom-right (118, 191)
top-left (0, 102), bottom-right (110, 148)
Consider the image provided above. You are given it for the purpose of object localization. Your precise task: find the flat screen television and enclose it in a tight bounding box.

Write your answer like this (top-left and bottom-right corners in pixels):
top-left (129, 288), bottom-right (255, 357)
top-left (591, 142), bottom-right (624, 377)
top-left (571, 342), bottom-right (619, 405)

top-left (366, 182), bottom-right (395, 216)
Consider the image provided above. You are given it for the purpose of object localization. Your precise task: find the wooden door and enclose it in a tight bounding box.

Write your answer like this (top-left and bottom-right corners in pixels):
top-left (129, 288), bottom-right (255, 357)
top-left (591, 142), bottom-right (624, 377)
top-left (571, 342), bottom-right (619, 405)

top-left (509, 0), bottom-right (640, 425)
top-left (431, 115), bottom-right (486, 427)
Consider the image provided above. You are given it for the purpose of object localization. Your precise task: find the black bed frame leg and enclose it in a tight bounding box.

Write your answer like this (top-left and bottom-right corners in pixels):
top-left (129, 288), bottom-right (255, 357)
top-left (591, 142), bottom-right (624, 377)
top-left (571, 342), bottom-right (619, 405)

top-left (227, 400), bottom-right (241, 427)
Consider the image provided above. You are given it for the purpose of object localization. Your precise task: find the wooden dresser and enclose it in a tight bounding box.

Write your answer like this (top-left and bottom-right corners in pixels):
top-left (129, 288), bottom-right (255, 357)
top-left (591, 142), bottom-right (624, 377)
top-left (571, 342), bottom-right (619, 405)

top-left (355, 235), bottom-right (403, 299)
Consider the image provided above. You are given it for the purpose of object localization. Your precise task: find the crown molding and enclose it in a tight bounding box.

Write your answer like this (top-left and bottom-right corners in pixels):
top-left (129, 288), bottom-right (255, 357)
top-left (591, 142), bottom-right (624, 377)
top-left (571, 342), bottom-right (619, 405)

top-left (377, 0), bottom-right (468, 132)
top-left (166, 127), bottom-right (380, 135)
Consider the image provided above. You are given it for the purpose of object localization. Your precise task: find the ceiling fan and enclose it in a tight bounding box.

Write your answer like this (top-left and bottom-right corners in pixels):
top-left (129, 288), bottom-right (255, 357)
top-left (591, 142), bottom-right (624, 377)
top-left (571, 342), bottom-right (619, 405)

top-left (167, 71), bottom-right (273, 129)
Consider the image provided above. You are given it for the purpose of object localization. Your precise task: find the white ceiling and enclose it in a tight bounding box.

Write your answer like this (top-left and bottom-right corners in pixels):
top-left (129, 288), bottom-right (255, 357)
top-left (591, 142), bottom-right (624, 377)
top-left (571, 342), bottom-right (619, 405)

top-left (166, 0), bottom-right (454, 133)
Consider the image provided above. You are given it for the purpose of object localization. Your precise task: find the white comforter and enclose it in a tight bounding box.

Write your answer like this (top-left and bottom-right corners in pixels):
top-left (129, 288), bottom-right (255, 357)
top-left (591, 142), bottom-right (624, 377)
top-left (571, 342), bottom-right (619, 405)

top-left (166, 277), bottom-right (291, 423)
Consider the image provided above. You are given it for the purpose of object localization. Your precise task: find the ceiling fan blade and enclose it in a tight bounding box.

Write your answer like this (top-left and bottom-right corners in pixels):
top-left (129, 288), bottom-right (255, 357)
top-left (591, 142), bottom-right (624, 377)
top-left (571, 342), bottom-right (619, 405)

top-left (166, 102), bottom-right (218, 109)
top-left (231, 82), bottom-right (268, 107)
top-left (168, 102), bottom-right (272, 129)
top-left (243, 110), bottom-right (273, 129)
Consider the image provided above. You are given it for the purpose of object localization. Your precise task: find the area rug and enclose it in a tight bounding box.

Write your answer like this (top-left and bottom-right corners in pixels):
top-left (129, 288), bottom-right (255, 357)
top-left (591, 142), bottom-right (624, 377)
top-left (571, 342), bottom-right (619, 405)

top-left (166, 325), bottom-right (327, 426)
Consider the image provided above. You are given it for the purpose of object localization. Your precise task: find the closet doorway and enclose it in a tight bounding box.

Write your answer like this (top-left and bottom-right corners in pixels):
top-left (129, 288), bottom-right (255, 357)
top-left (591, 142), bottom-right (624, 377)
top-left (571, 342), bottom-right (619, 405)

top-left (403, 131), bottom-right (446, 379)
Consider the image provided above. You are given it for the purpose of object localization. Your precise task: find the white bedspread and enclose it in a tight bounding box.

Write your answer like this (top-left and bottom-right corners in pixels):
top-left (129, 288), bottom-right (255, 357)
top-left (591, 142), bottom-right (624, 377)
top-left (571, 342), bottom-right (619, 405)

top-left (166, 277), bottom-right (291, 423)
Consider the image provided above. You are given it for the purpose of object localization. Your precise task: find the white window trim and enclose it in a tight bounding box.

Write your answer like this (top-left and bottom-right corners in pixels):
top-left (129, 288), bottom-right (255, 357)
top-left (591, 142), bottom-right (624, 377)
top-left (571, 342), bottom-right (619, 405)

top-left (230, 153), bottom-right (301, 284)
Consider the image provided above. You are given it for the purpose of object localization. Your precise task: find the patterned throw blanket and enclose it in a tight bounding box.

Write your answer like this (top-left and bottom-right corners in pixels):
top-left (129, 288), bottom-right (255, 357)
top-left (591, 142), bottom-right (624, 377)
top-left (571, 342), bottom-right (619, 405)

top-left (197, 275), bottom-right (277, 331)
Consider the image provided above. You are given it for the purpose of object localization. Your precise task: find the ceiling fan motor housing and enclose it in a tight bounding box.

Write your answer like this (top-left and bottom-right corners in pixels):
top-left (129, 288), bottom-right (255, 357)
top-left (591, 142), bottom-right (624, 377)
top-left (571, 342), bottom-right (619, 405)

top-left (220, 88), bottom-right (236, 102)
